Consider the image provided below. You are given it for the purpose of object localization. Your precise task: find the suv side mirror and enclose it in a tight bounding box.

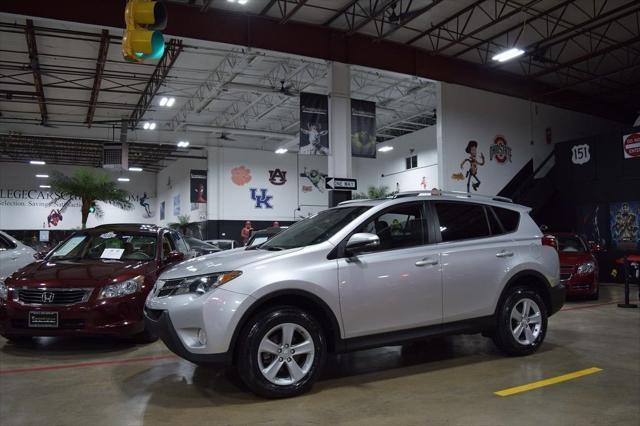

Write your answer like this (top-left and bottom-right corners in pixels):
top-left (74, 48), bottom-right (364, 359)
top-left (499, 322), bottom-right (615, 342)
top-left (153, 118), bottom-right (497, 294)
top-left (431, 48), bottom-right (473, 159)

top-left (165, 251), bottom-right (185, 264)
top-left (346, 233), bottom-right (380, 254)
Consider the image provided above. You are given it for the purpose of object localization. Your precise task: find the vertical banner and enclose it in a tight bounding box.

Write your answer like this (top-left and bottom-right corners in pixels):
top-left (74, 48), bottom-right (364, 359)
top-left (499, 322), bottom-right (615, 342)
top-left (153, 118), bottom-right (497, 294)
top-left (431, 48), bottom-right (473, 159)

top-left (299, 92), bottom-right (329, 155)
top-left (190, 169), bottom-right (208, 221)
top-left (351, 99), bottom-right (376, 158)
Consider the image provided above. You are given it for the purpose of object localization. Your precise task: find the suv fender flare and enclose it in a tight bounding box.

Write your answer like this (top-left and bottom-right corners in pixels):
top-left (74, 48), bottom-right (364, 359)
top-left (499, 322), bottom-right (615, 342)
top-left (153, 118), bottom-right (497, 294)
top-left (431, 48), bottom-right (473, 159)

top-left (227, 289), bottom-right (344, 361)
top-left (494, 270), bottom-right (554, 317)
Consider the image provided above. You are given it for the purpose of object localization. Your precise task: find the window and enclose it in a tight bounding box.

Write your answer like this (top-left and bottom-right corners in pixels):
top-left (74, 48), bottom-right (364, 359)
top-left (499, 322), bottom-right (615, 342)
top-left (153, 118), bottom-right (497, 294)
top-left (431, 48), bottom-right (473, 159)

top-left (487, 208), bottom-right (504, 235)
top-left (492, 207), bottom-right (520, 233)
top-left (357, 202), bottom-right (426, 251)
top-left (162, 234), bottom-right (176, 259)
top-left (435, 202), bottom-right (490, 242)
top-left (49, 232), bottom-right (157, 261)
top-left (556, 235), bottom-right (587, 253)
top-left (0, 235), bottom-right (15, 250)
top-left (172, 232), bottom-right (190, 255)
top-left (405, 155), bottom-right (418, 170)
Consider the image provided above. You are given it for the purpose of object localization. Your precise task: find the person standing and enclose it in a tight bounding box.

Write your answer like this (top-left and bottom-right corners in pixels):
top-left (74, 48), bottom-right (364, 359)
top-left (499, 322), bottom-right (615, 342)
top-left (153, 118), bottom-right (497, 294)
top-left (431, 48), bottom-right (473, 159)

top-left (240, 221), bottom-right (253, 246)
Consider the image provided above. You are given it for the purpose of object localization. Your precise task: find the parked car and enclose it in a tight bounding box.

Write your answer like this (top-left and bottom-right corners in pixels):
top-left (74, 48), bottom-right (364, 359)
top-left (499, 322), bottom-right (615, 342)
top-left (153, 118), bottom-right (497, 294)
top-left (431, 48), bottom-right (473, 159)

top-left (205, 239), bottom-right (236, 251)
top-left (551, 232), bottom-right (599, 300)
top-left (245, 226), bottom-right (286, 247)
top-left (0, 224), bottom-right (192, 343)
top-left (184, 236), bottom-right (222, 257)
top-left (0, 231), bottom-right (36, 281)
top-left (145, 191), bottom-right (564, 398)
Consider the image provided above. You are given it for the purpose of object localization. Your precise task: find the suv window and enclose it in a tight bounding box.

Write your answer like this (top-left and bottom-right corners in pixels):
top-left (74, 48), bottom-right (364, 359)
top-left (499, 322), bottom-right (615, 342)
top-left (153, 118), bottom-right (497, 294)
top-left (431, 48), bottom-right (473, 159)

top-left (357, 202), bottom-right (426, 251)
top-left (492, 207), bottom-right (520, 233)
top-left (435, 202), bottom-right (490, 242)
top-left (0, 235), bottom-right (14, 250)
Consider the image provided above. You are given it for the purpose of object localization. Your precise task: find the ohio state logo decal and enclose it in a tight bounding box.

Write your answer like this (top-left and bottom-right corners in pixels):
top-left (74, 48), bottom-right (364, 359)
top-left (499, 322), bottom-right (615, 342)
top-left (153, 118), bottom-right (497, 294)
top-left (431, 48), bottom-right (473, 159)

top-left (268, 168), bottom-right (287, 185)
top-left (489, 136), bottom-right (512, 163)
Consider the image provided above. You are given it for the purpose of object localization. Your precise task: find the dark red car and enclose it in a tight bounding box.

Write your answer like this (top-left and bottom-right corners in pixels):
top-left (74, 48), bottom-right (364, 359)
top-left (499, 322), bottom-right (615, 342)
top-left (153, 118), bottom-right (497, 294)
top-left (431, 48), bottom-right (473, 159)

top-left (552, 232), bottom-right (600, 300)
top-left (0, 224), bottom-right (192, 343)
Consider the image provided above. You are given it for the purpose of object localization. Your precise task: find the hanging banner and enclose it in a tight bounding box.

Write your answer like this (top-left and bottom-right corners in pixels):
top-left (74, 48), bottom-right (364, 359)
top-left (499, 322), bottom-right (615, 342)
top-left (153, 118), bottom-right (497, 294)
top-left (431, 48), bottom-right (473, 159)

top-left (622, 132), bottom-right (640, 159)
top-left (299, 93), bottom-right (329, 156)
top-left (190, 169), bottom-right (208, 221)
top-left (351, 99), bottom-right (376, 158)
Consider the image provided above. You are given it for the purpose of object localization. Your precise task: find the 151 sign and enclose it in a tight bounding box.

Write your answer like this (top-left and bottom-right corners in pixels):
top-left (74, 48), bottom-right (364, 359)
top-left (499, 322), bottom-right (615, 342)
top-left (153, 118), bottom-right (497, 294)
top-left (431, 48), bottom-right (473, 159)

top-left (571, 144), bottom-right (591, 165)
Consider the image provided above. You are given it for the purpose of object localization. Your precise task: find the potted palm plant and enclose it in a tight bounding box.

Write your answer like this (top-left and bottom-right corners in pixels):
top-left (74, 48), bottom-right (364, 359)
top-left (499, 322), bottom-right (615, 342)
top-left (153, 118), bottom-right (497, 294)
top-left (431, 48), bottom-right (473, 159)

top-left (49, 168), bottom-right (133, 229)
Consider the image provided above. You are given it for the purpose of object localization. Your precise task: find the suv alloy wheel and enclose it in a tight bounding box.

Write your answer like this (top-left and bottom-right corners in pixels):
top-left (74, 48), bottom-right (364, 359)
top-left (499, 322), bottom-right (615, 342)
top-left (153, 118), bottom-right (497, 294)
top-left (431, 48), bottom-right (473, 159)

top-left (493, 286), bottom-right (548, 356)
top-left (236, 307), bottom-right (326, 398)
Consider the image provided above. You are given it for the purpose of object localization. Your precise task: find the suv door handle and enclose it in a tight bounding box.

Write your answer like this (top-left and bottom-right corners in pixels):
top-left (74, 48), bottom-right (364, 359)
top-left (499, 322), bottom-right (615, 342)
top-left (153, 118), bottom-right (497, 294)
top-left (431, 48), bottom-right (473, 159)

top-left (415, 258), bottom-right (439, 267)
top-left (496, 250), bottom-right (514, 258)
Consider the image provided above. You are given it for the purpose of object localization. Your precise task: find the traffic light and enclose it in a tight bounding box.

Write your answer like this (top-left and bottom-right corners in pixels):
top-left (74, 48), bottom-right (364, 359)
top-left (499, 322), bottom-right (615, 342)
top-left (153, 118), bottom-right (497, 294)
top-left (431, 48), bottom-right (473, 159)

top-left (122, 0), bottom-right (167, 63)
top-left (89, 204), bottom-right (96, 214)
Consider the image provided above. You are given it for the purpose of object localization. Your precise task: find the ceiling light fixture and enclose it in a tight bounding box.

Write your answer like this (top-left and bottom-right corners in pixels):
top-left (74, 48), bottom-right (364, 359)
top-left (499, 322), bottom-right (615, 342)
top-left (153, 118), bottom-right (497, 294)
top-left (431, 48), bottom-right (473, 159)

top-left (177, 140), bottom-right (190, 148)
top-left (117, 177), bottom-right (130, 182)
top-left (36, 174), bottom-right (49, 178)
top-left (39, 185), bottom-right (51, 189)
top-left (30, 160), bottom-right (46, 165)
top-left (166, 97), bottom-right (175, 107)
top-left (491, 47), bottom-right (525, 62)
top-left (378, 146), bottom-right (394, 152)
top-left (128, 167), bottom-right (143, 172)
top-left (159, 97), bottom-right (168, 107)
top-left (275, 148), bottom-right (288, 154)
top-left (149, 122), bottom-right (156, 130)
top-left (143, 122), bottom-right (150, 130)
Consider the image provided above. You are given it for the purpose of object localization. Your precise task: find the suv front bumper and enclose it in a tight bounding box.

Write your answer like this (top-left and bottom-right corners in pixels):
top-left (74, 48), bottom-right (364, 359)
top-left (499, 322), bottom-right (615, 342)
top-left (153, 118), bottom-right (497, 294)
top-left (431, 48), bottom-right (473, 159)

top-left (549, 283), bottom-right (566, 316)
top-left (144, 307), bottom-right (230, 367)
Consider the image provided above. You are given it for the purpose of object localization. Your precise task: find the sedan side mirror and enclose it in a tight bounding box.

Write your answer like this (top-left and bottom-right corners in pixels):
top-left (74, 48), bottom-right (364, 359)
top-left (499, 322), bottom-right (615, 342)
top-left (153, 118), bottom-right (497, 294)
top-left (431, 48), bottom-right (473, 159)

top-left (346, 233), bottom-right (380, 254)
top-left (165, 251), bottom-right (185, 264)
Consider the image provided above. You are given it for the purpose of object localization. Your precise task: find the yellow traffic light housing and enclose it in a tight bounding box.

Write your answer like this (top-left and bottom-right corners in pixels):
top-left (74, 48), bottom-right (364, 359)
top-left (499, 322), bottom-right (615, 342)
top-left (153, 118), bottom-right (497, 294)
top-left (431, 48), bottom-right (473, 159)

top-left (122, 0), bottom-right (167, 63)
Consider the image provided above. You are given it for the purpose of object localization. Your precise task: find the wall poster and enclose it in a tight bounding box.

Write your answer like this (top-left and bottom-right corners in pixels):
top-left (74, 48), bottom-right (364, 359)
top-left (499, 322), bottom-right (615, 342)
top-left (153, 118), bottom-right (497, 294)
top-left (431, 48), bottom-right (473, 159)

top-left (299, 92), bottom-right (329, 155)
top-left (351, 99), bottom-right (376, 158)
top-left (609, 201), bottom-right (640, 251)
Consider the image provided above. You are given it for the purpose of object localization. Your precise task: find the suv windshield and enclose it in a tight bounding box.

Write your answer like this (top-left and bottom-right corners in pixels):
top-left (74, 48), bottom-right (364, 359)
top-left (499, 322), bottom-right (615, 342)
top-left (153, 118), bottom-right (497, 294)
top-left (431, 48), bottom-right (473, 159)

top-left (260, 206), bottom-right (370, 250)
top-left (49, 231), bottom-right (157, 261)
top-left (556, 235), bottom-right (587, 253)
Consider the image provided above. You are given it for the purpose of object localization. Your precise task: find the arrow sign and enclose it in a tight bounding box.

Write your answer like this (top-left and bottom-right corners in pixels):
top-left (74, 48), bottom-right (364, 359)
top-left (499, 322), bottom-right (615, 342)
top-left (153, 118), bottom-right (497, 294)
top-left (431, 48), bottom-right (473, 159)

top-left (325, 177), bottom-right (357, 190)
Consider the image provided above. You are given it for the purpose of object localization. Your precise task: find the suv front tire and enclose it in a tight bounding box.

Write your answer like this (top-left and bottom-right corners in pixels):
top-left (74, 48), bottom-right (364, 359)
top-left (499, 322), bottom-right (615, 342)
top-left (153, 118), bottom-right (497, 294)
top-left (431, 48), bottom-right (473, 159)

top-left (236, 306), bottom-right (326, 398)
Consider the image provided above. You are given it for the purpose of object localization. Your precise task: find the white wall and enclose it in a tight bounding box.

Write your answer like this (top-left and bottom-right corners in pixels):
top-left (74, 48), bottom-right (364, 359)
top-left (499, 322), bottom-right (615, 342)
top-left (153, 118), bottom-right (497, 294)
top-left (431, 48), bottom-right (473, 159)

top-left (155, 157), bottom-right (208, 226)
top-left (0, 163), bottom-right (157, 230)
top-left (437, 83), bottom-right (621, 195)
top-left (353, 125), bottom-right (438, 194)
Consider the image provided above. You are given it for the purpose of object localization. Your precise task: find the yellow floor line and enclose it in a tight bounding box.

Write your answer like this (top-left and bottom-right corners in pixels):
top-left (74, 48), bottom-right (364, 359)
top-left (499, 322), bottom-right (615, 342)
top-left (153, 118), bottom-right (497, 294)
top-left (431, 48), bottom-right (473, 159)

top-left (495, 367), bottom-right (603, 397)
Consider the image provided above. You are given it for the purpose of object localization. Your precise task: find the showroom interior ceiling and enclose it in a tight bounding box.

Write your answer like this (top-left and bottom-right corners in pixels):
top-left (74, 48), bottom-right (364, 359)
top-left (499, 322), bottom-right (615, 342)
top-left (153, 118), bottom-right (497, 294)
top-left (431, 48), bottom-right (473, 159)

top-left (0, 0), bottom-right (637, 170)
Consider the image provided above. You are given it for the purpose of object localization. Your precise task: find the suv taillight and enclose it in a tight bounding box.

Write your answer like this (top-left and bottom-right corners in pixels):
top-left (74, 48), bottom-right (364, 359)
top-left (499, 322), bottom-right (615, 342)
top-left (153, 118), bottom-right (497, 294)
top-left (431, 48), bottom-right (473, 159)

top-left (542, 234), bottom-right (558, 251)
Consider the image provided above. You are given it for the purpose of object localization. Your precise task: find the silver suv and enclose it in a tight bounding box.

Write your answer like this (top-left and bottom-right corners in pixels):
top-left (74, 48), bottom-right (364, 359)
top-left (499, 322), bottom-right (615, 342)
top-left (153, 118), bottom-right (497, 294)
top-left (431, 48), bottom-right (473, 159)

top-left (145, 191), bottom-right (564, 398)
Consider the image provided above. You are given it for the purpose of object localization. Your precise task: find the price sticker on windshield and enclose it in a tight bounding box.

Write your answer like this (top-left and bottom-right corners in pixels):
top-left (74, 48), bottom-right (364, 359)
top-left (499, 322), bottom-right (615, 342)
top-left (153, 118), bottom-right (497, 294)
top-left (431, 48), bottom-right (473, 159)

top-left (101, 248), bottom-right (124, 259)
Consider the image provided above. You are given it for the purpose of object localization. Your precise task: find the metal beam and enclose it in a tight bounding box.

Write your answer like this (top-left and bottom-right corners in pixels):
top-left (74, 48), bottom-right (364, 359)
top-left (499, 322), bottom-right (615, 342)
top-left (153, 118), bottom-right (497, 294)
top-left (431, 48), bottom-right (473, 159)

top-left (379, 0), bottom-right (444, 40)
top-left (347, 0), bottom-right (398, 36)
top-left (280, 0), bottom-right (308, 25)
top-left (24, 19), bottom-right (48, 124)
top-left (128, 38), bottom-right (183, 130)
top-left (261, 0), bottom-right (278, 15)
top-left (86, 29), bottom-right (109, 128)
top-left (405, 0), bottom-right (485, 46)
top-left (324, 0), bottom-right (360, 26)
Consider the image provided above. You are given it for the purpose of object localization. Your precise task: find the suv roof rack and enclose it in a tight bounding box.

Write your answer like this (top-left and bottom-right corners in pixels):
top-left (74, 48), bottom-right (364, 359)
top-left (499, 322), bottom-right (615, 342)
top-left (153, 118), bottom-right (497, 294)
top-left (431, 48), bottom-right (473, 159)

top-left (392, 190), bottom-right (513, 203)
top-left (337, 198), bottom-right (371, 206)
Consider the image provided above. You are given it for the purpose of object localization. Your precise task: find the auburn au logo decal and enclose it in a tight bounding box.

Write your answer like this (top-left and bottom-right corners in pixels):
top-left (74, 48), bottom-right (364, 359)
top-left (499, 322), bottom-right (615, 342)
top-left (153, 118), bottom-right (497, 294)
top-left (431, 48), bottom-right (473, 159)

top-left (268, 168), bottom-right (287, 185)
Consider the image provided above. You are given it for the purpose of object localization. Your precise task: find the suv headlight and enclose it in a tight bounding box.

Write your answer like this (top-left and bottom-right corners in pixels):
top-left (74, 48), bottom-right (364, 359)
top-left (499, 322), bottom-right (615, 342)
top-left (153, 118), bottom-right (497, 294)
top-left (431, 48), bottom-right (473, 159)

top-left (99, 276), bottom-right (144, 299)
top-left (0, 281), bottom-right (7, 302)
top-left (155, 271), bottom-right (242, 298)
top-left (576, 262), bottom-right (595, 274)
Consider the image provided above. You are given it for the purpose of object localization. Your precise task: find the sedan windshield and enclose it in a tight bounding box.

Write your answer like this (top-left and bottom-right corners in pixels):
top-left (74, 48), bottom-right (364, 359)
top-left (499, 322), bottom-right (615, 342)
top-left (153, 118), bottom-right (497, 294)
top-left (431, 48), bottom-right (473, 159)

top-left (556, 235), bottom-right (587, 253)
top-left (49, 231), bottom-right (157, 261)
top-left (260, 206), bottom-right (370, 250)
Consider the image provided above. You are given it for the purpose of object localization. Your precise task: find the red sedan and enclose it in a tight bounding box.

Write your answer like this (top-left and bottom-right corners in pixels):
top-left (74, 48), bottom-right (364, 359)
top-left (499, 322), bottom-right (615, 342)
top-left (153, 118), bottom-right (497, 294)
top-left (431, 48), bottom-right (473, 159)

top-left (0, 224), bottom-right (191, 343)
top-left (552, 232), bottom-right (600, 300)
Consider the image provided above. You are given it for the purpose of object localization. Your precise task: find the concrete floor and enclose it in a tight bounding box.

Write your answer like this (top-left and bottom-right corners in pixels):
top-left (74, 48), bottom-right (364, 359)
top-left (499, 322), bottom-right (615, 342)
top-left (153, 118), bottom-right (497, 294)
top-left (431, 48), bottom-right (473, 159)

top-left (1, 284), bottom-right (638, 426)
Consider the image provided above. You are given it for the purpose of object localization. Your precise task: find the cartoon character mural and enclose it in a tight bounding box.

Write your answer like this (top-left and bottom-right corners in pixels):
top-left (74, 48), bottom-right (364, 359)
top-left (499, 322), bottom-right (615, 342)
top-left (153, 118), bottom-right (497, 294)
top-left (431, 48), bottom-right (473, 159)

top-left (139, 192), bottom-right (152, 217)
top-left (299, 167), bottom-right (327, 193)
top-left (459, 140), bottom-right (485, 192)
top-left (46, 209), bottom-right (63, 227)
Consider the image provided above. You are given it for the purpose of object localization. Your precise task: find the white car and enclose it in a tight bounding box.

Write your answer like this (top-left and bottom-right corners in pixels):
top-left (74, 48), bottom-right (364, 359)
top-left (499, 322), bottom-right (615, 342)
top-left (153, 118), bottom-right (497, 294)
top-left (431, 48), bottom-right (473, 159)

top-left (0, 231), bottom-right (36, 281)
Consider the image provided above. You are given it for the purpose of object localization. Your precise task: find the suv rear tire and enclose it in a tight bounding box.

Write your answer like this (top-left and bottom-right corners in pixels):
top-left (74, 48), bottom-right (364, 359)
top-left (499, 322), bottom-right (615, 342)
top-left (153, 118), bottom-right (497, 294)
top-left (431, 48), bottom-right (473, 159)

top-left (493, 287), bottom-right (548, 356)
top-left (236, 306), bottom-right (326, 398)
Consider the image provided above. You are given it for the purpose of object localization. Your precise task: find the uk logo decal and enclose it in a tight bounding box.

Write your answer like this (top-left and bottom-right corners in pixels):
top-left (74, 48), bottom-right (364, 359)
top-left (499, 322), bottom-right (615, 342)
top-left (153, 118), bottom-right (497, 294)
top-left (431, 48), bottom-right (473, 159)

top-left (268, 169), bottom-right (287, 185)
top-left (250, 188), bottom-right (274, 209)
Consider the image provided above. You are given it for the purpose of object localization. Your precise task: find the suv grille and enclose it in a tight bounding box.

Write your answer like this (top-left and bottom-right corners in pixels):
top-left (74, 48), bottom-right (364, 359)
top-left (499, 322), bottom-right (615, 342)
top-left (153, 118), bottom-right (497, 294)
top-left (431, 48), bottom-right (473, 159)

top-left (15, 288), bottom-right (93, 305)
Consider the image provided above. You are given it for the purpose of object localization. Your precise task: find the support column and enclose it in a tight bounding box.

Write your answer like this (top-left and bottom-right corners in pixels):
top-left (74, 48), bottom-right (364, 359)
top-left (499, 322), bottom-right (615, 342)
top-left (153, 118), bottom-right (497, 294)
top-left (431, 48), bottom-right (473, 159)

top-left (327, 61), bottom-right (352, 207)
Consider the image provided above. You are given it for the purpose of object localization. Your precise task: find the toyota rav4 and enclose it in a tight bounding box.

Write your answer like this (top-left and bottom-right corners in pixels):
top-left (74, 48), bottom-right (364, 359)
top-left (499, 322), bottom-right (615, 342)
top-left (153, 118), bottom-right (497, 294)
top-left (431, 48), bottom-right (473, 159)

top-left (145, 191), bottom-right (564, 398)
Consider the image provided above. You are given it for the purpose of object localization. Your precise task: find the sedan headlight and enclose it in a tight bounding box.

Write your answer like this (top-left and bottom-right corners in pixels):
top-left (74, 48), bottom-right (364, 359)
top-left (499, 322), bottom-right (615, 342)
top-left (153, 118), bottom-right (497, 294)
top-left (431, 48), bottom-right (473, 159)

top-left (155, 271), bottom-right (242, 298)
top-left (576, 262), bottom-right (595, 274)
top-left (0, 281), bottom-right (7, 301)
top-left (99, 276), bottom-right (144, 299)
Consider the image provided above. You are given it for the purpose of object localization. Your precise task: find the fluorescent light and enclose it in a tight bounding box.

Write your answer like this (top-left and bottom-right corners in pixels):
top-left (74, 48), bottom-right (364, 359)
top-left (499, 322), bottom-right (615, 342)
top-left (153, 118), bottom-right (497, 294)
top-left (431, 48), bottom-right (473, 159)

top-left (143, 122), bottom-right (150, 130)
top-left (166, 97), bottom-right (175, 107)
top-left (492, 47), bottom-right (525, 62)
top-left (275, 148), bottom-right (288, 154)
top-left (238, 0), bottom-right (248, 4)
top-left (36, 174), bottom-right (49, 178)
top-left (30, 160), bottom-right (46, 165)
top-left (159, 97), bottom-right (168, 107)
top-left (128, 167), bottom-right (143, 172)
top-left (39, 185), bottom-right (51, 189)
top-left (177, 140), bottom-right (190, 148)
top-left (149, 122), bottom-right (156, 130)
top-left (117, 177), bottom-right (130, 182)
top-left (378, 146), bottom-right (394, 152)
